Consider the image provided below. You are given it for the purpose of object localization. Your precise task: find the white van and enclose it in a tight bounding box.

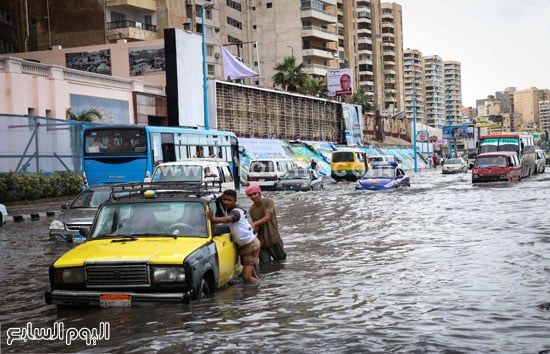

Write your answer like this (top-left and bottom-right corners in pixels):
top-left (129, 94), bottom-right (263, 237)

top-left (247, 158), bottom-right (298, 190)
top-left (148, 158), bottom-right (235, 191)
top-left (368, 155), bottom-right (402, 167)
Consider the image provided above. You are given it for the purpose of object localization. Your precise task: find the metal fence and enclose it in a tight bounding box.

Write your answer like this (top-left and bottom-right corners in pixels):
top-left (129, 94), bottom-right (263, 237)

top-left (0, 114), bottom-right (84, 174)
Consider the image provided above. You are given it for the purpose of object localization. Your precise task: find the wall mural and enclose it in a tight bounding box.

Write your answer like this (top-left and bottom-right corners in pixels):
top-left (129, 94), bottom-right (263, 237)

top-left (129, 46), bottom-right (165, 76)
top-left (65, 49), bottom-right (112, 75)
top-left (70, 94), bottom-right (129, 124)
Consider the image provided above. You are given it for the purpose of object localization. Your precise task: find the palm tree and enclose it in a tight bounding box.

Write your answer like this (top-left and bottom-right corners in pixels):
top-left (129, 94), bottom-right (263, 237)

top-left (350, 88), bottom-right (374, 113)
top-left (272, 57), bottom-right (308, 92)
top-left (66, 108), bottom-right (102, 122)
top-left (299, 78), bottom-right (328, 97)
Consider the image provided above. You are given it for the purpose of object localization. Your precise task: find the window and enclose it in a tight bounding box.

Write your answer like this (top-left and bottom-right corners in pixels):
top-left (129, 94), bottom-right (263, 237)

top-left (207, 64), bottom-right (215, 77)
top-left (206, 44), bottom-right (214, 57)
top-left (266, 3), bottom-right (272, 8)
top-left (227, 17), bottom-right (242, 29)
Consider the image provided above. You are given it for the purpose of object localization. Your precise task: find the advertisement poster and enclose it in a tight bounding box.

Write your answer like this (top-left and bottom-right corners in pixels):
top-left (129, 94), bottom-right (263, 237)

top-left (342, 103), bottom-right (363, 146)
top-left (327, 68), bottom-right (353, 97)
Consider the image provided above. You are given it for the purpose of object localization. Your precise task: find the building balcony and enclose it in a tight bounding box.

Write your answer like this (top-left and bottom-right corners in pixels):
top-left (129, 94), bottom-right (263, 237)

top-left (303, 48), bottom-right (336, 60)
top-left (106, 21), bottom-right (158, 42)
top-left (300, 7), bottom-right (337, 24)
top-left (303, 63), bottom-right (331, 76)
top-left (302, 26), bottom-right (337, 42)
top-left (106, 0), bottom-right (157, 11)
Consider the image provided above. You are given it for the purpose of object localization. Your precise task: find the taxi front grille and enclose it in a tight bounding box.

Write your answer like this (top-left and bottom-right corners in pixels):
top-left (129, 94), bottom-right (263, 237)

top-left (86, 263), bottom-right (150, 287)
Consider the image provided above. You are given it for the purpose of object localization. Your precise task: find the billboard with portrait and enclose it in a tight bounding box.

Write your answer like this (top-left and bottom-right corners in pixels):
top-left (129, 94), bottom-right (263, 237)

top-left (327, 68), bottom-right (353, 97)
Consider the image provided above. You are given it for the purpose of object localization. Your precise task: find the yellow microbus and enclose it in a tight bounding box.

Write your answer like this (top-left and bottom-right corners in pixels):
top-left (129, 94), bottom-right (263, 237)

top-left (330, 150), bottom-right (368, 182)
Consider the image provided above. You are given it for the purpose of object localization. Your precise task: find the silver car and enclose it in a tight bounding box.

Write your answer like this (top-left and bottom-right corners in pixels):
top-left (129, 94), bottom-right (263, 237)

top-left (442, 158), bottom-right (468, 174)
top-left (49, 186), bottom-right (111, 243)
top-left (275, 168), bottom-right (324, 192)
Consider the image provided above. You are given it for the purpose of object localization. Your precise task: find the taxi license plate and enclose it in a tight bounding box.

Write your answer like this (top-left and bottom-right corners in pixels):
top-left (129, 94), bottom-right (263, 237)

top-left (100, 294), bottom-right (131, 308)
top-left (258, 178), bottom-right (265, 182)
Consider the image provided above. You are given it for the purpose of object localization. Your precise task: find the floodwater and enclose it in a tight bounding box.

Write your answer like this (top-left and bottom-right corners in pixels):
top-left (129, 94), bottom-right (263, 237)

top-left (1, 169), bottom-right (549, 353)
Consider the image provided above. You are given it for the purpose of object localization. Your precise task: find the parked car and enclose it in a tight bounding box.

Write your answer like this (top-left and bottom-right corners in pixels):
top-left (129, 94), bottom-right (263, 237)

top-left (0, 203), bottom-right (8, 226)
top-left (472, 151), bottom-right (522, 183)
top-left (355, 161), bottom-right (410, 191)
top-left (442, 158), bottom-right (468, 174)
top-left (247, 158), bottom-right (298, 190)
top-left (48, 186), bottom-right (112, 243)
top-left (147, 158), bottom-right (236, 191)
top-left (275, 168), bottom-right (323, 191)
top-left (45, 182), bottom-right (241, 307)
top-left (534, 149), bottom-right (546, 174)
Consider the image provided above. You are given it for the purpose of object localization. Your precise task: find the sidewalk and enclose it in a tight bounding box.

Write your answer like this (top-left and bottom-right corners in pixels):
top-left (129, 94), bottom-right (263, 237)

top-left (3, 196), bottom-right (72, 223)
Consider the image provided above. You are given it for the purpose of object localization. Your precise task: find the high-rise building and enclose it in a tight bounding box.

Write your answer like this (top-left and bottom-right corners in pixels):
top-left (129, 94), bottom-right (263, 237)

top-left (379, 2), bottom-right (404, 115)
top-left (403, 49), bottom-right (425, 124)
top-left (423, 55), bottom-right (444, 127)
top-left (444, 60), bottom-right (462, 126)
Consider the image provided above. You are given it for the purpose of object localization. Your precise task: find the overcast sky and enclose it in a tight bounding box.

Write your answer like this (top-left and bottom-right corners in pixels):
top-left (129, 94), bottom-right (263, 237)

top-left (395, 0), bottom-right (550, 107)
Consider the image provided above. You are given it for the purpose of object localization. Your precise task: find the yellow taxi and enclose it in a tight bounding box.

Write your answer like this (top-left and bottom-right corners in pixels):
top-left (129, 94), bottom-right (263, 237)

top-left (45, 182), bottom-right (241, 307)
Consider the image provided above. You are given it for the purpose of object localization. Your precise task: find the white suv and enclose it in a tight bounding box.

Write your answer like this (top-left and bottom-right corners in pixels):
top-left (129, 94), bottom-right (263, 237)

top-left (148, 158), bottom-right (236, 191)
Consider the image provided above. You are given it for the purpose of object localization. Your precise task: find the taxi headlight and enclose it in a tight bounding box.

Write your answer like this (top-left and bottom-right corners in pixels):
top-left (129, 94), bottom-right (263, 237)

top-left (152, 266), bottom-right (186, 283)
top-left (49, 220), bottom-right (65, 230)
top-left (54, 267), bottom-right (85, 285)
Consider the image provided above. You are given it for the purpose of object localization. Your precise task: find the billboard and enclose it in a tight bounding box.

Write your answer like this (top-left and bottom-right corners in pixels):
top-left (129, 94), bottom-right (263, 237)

top-left (442, 125), bottom-right (475, 140)
top-left (327, 68), bottom-right (353, 97)
top-left (342, 103), bottom-right (363, 146)
top-left (474, 115), bottom-right (503, 128)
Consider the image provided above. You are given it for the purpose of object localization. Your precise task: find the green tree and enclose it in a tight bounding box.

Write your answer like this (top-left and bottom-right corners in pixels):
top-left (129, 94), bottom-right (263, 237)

top-left (66, 108), bottom-right (102, 122)
top-left (272, 57), bottom-right (308, 92)
top-left (350, 88), bottom-right (374, 113)
top-left (299, 78), bottom-right (328, 97)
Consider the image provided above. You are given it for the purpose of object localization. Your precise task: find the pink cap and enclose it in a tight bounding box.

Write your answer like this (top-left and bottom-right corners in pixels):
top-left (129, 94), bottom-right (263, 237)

top-left (245, 184), bottom-right (262, 196)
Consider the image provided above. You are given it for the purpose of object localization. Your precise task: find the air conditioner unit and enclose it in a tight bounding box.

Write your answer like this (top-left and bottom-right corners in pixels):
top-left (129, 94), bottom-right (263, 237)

top-left (214, 52), bottom-right (220, 59)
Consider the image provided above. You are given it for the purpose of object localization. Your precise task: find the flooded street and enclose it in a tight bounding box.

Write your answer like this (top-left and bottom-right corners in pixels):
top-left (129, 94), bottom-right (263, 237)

top-left (1, 168), bottom-right (549, 353)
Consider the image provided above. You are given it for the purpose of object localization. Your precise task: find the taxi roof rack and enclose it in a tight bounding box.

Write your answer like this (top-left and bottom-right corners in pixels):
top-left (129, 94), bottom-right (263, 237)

top-left (107, 181), bottom-right (224, 200)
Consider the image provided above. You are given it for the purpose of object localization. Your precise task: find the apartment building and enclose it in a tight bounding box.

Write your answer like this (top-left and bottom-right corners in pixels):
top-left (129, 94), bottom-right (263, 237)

top-left (513, 87), bottom-right (549, 132)
top-left (444, 60), bottom-right (462, 126)
top-left (539, 100), bottom-right (550, 132)
top-left (403, 49), bottom-right (425, 124)
top-left (423, 55), bottom-right (445, 128)
top-left (379, 2), bottom-right (404, 115)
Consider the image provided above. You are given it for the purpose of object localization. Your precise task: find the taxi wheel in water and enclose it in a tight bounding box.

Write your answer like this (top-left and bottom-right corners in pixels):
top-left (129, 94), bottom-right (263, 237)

top-left (195, 277), bottom-right (212, 300)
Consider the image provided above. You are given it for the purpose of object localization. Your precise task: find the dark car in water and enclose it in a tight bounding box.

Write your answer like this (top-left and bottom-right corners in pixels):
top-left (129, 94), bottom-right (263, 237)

top-left (48, 186), bottom-right (111, 243)
top-left (275, 168), bottom-right (324, 191)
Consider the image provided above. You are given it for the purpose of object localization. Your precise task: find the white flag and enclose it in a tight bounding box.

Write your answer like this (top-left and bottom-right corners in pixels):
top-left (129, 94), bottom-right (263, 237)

top-left (221, 45), bottom-right (258, 80)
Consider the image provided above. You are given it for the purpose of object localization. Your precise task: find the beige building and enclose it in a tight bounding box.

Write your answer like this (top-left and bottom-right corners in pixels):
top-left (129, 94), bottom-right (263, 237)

top-left (512, 87), bottom-right (549, 132)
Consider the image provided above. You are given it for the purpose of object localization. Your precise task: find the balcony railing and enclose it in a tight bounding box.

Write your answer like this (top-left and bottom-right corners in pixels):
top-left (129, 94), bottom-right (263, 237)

top-left (107, 20), bottom-right (157, 32)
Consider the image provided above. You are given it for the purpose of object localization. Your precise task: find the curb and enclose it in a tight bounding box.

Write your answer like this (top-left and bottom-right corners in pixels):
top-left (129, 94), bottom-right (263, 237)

top-left (6, 211), bottom-right (59, 224)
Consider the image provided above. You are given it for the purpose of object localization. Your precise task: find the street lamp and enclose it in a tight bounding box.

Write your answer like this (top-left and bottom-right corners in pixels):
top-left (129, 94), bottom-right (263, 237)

top-left (447, 90), bottom-right (453, 158)
top-left (412, 77), bottom-right (419, 172)
top-left (201, 3), bottom-right (214, 130)
top-left (287, 45), bottom-right (294, 59)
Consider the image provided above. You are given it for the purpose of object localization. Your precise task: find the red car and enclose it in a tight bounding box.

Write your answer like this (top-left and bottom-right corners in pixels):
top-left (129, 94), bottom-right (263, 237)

top-left (472, 151), bottom-right (522, 183)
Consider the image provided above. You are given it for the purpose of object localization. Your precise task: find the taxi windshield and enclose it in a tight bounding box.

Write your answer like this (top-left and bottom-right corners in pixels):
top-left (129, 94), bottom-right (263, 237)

top-left (90, 201), bottom-right (208, 238)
